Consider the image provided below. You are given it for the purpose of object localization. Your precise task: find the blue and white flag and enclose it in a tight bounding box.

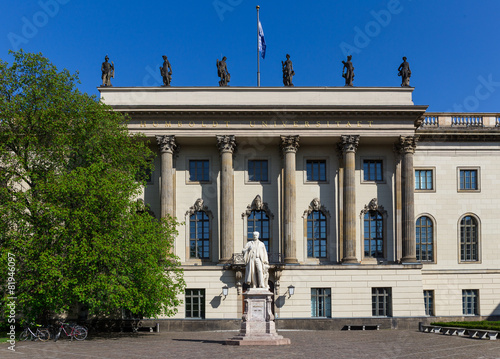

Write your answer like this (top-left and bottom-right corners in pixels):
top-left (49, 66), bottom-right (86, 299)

top-left (258, 21), bottom-right (266, 59)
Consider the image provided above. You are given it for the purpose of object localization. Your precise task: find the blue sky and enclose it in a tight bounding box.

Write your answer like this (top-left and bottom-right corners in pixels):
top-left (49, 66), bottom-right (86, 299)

top-left (1, 0), bottom-right (500, 112)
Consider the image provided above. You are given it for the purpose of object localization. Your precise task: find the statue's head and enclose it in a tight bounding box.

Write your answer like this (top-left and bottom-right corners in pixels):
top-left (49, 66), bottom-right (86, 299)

top-left (403, 56), bottom-right (407, 61)
top-left (253, 231), bottom-right (260, 240)
top-left (222, 56), bottom-right (227, 61)
top-left (347, 55), bottom-right (352, 61)
top-left (286, 54), bottom-right (290, 59)
top-left (105, 55), bottom-right (109, 61)
top-left (162, 55), bottom-right (167, 60)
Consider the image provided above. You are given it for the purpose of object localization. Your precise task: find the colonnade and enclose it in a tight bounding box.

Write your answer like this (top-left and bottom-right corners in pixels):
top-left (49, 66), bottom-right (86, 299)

top-left (154, 134), bottom-right (418, 264)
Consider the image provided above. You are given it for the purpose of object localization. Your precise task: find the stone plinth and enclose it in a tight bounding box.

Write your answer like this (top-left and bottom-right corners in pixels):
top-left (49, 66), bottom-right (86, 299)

top-left (226, 288), bottom-right (291, 346)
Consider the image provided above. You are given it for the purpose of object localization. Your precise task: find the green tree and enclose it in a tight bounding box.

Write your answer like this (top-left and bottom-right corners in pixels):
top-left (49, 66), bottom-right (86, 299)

top-left (0, 50), bottom-right (185, 324)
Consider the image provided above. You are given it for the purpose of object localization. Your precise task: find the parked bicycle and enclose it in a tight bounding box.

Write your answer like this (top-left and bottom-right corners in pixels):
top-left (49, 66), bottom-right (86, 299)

top-left (19, 323), bottom-right (50, 341)
top-left (54, 322), bottom-right (88, 341)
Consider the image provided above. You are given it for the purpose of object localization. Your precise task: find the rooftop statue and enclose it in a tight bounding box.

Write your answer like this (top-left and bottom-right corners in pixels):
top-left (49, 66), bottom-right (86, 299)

top-left (101, 55), bottom-right (114, 87)
top-left (398, 56), bottom-right (411, 87)
top-left (159, 55), bottom-right (172, 86)
top-left (242, 231), bottom-right (269, 290)
top-left (216, 56), bottom-right (230, 87)
top-left (342, 55), bottom-right (354, 87)
top-left (282, 54), bottom-right (295, 87)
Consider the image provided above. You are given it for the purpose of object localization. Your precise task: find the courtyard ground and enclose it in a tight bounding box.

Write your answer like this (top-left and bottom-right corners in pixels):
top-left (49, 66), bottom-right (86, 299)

top-left (1, 329), bottom-right (499, 359)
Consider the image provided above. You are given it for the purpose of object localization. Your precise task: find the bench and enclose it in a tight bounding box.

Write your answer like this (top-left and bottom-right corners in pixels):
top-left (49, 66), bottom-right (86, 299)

top-left (468, 329), bottom-right (498, 340)
top-left (421, 325), bottom-right (441, 333)
top-left (343, 324), bottom-right (380, 331)
top-left (119, 320), bottom-right (159, 333)
top-left (441, 327), bottom-right (467, 336)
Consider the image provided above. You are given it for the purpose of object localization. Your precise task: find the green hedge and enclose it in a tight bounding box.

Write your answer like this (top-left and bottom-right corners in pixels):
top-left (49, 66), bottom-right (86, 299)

top-left (430, 321), bottom-right (500, 331)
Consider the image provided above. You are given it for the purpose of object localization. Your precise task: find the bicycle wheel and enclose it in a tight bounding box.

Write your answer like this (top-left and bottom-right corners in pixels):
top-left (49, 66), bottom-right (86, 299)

top-left (73, 327), bottom-right (88, 341)
top-left (19, 329), bottom-right (29, 341)
top-left (37, 329), bottom-right (50, 341)
top-left (54, 330), bottom-right (61, 342)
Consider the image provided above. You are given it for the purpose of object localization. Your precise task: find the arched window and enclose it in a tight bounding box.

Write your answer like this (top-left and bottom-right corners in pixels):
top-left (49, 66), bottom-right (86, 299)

top-left (460, 215), bottom-right (478, 262)
top-left (190, 211), bottom-right (210, 259)
top-left (243, 195), bottom-right (274, 254)
top-left (307, 211), bottom-right (327, 258)
top-left (416, 216), bottom-right (434, 262)
top-left (186, 198), bottom-right (212, 261)
top-left (247, 210), bottom-right (270, 252)
top-left (364, 211), bottom-right (383, 258)
top-left (303, 198), bottom-right (330, 260)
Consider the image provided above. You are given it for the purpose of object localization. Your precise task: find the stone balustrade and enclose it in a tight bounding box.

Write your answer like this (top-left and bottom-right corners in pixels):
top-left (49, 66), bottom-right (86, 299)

top-left (419, 113), bottom-right (500, 128)
top-left (451, 115), bottom-right (483, 127)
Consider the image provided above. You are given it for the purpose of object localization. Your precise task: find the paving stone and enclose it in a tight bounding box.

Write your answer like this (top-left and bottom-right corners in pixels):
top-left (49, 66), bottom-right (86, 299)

top-left (1, 329), bottom-right (499, 359)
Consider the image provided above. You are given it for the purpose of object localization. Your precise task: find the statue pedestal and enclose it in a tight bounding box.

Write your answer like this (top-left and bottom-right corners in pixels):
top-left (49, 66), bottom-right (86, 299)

top-left (226, 288), bottom-right (291, 346)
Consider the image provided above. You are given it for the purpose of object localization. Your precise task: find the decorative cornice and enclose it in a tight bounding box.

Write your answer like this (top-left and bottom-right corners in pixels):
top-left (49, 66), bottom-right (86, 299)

top-left (280, 135), bottom-right (300, 154)
top-left (340, 135), bottom-right (360, 153)
top-left (155, 135), bottom-right (178, 154)
top-left (360, 198), bottom-right (387, 216)
top-left (242, 195), bottom-right (274, 219)
top-left (185, 198), bottom-right (212, 217)
top-left (398, 135), bottom-right (417, 154)
top-left (216, 135), bottom-right (237, 154)
top-left (302, 198), bottom-right (330, 218)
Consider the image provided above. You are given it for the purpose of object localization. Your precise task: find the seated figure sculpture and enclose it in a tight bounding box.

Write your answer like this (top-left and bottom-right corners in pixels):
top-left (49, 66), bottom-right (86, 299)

top-left (242, 231), bottom-right (269, 290)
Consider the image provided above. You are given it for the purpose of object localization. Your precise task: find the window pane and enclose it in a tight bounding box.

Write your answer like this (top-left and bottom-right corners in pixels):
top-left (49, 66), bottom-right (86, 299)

top-left (306, 160), bottom-right (326, 182)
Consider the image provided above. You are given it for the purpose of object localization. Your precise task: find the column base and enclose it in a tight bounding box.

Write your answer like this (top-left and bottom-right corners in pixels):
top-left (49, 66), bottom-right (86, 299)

top-left (401, 256), bottom-right (418, 264)
top-left (342, 257), bottom-right (359, 265)
top-left (284, 258), bottom-right (299, 264)
top-left (218, 259), bottom-right (232, 264)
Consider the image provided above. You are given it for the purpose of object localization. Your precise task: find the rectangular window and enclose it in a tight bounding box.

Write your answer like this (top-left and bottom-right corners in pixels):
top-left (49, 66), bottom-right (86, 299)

top-left (189, 160), bottom-right (209, 182)
top-left (423, 290), bottom-right (434, 316)
top-left (363, 160), bottom-right (383, 182)
top-left (459, 169), bottom-right (478, 190)
top-left (372, 287), bottom-right (392, 317)
top-left (306, 160), bottom-right (326, 182)
top-left (185, 289), bottom-right (205, 318)
top-left (462, 289), bottom-right (479, 315)
top-left (248, 160), bottom-right (268, 182)
top-left (311, 288), bottom-right (331, 317)
top-left (415, 170), bottom-right (433, 190)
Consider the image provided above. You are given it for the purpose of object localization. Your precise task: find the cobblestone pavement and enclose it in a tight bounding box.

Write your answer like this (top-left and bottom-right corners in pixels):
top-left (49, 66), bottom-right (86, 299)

top-left (1, 330), bottom-right (499, 359)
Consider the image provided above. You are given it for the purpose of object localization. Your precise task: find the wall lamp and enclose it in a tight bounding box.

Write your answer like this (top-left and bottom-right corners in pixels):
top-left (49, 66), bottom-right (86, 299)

top-left (222, 285), bottom-right (229, 299)
top-left (287, 285), bottom-right (295, 298)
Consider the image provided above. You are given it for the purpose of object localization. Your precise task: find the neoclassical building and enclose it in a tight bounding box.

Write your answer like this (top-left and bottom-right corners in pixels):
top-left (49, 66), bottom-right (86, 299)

top-left (99, 86), bottom-right (500, 329)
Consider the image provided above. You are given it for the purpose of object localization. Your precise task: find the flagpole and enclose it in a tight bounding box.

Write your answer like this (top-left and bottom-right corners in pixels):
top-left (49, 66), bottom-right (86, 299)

top-left (257, 5), bottom-right (260, 87)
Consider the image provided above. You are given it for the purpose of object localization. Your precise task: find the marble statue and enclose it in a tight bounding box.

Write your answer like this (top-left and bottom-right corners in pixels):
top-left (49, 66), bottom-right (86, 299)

top-left (282, 54), bottom-right (295, 87)
top-left (398, 56), bottom-right (411, 87)
top-left (342, 55), bottom-right (354, 86)
top-left (101, 55), bottom-right (114, 87)
top-left (216, 56), bottom-right (230, 86)
top-left (242, 231), bottom-right (269, 289)
top-left (159, 55), bottom-right (172, 86)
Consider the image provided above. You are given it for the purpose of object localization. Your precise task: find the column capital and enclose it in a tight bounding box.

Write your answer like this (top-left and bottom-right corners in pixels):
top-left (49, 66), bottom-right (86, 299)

top-left (280, 135), bottom-right (300, 154)
top-left (156, 135), bottom-right (178, 154)
top-left (398, 136), bottom-right (418, 154)
top-left (216, 135), bottom-right (237, 154)
top-left (339, 135), bottom-right (360, 153)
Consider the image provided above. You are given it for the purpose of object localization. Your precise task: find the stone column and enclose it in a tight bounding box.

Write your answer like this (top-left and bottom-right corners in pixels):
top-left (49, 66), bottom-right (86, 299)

top-left (399, 136), bottom-right (418, 263)
top-left (156, 135), bottom-right (178, 218)
top-left (217, 135), bottom-right (237, 263)
top-left (340, 135), bottom-right (360, 264)
top-left (280, 135), bottom-right (299, 264)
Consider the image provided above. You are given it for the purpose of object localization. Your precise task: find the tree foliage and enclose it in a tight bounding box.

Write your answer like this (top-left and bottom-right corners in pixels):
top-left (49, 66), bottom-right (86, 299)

top-left (0, 50), bottom-right (185, 323)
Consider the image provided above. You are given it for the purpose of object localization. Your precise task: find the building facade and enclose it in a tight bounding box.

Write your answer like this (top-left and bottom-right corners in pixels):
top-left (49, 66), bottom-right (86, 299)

top-left (100, 86), bottom-right (500, 328)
